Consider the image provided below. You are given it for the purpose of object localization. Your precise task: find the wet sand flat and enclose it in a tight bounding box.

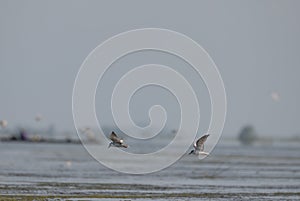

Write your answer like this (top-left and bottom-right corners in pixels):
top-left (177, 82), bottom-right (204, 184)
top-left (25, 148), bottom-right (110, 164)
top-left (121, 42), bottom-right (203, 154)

top-left (0, 141), bottom-right (299, 200)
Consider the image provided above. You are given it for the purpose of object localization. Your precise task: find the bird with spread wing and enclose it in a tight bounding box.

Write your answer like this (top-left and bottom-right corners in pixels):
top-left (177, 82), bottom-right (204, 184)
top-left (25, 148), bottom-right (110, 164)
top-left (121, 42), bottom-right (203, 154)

top-left (189, 134), bottom-right (210, 155)
top-left (108, 131), bottom-right (128, 148)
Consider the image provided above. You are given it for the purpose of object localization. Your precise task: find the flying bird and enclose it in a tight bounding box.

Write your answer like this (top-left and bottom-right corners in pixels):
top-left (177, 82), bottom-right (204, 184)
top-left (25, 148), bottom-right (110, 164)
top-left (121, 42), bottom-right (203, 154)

top-left (189, 134), bottom-right (210, 155)
top-left (108, 131), bottom-right (128, 148)
top-left (0, 120), bottom-right (8, 129)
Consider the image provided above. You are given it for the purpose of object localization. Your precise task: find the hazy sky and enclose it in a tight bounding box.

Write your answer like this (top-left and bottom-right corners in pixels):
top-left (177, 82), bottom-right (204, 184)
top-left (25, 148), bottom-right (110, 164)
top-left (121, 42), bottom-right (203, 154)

top-left (0, 0), bottom-right (299, 137)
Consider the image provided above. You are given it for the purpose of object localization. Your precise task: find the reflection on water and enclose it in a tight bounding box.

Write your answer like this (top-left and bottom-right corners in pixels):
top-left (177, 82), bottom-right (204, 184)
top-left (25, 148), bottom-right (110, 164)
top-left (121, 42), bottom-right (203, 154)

top-left (0, 139), bottom-right (299, 200)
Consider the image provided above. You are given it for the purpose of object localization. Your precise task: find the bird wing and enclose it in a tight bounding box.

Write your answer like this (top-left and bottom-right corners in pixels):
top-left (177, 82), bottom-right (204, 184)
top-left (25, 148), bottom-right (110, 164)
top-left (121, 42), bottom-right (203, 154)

top-left (194, 134), bottom-right (210, 151)
top-left (110, 132), bottom-right (123, 143)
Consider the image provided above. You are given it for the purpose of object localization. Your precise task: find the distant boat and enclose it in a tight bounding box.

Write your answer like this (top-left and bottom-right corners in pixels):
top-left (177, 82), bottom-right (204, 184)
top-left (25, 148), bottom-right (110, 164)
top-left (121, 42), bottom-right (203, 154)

top-left (238, 125), bottom-right (257, 145)
top-left (35, 114), bottom-right (43, 122)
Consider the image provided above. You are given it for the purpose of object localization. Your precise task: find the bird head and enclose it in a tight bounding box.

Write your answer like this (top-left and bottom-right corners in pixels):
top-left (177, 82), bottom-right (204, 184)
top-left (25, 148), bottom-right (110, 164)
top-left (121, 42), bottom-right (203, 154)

top-left (188, 150), bottom-right (194, 155)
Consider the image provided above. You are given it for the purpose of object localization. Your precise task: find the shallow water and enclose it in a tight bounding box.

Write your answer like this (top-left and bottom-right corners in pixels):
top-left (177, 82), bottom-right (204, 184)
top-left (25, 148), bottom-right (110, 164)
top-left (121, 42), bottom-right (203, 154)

top-left (0, 140), bottom-right (299, 200)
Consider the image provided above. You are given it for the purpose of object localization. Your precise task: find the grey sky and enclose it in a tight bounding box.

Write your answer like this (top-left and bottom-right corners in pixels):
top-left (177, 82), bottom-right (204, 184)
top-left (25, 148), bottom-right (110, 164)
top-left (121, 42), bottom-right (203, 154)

top-left (0, 0), bottom-right (299, 137)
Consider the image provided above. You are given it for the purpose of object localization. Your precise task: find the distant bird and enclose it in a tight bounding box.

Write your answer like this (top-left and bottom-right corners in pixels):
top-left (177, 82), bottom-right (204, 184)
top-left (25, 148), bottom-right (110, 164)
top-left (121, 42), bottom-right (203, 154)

top-left (108, 131), bottom-right (128, 148)
top-left (189, 134), bottom-right (210, 155)
top-left (65, 160), bottom-right (72, 168)
top-left (0, 120), bottom-right (8, 129)
top-left (271, 91), bottom-right (280, 102)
